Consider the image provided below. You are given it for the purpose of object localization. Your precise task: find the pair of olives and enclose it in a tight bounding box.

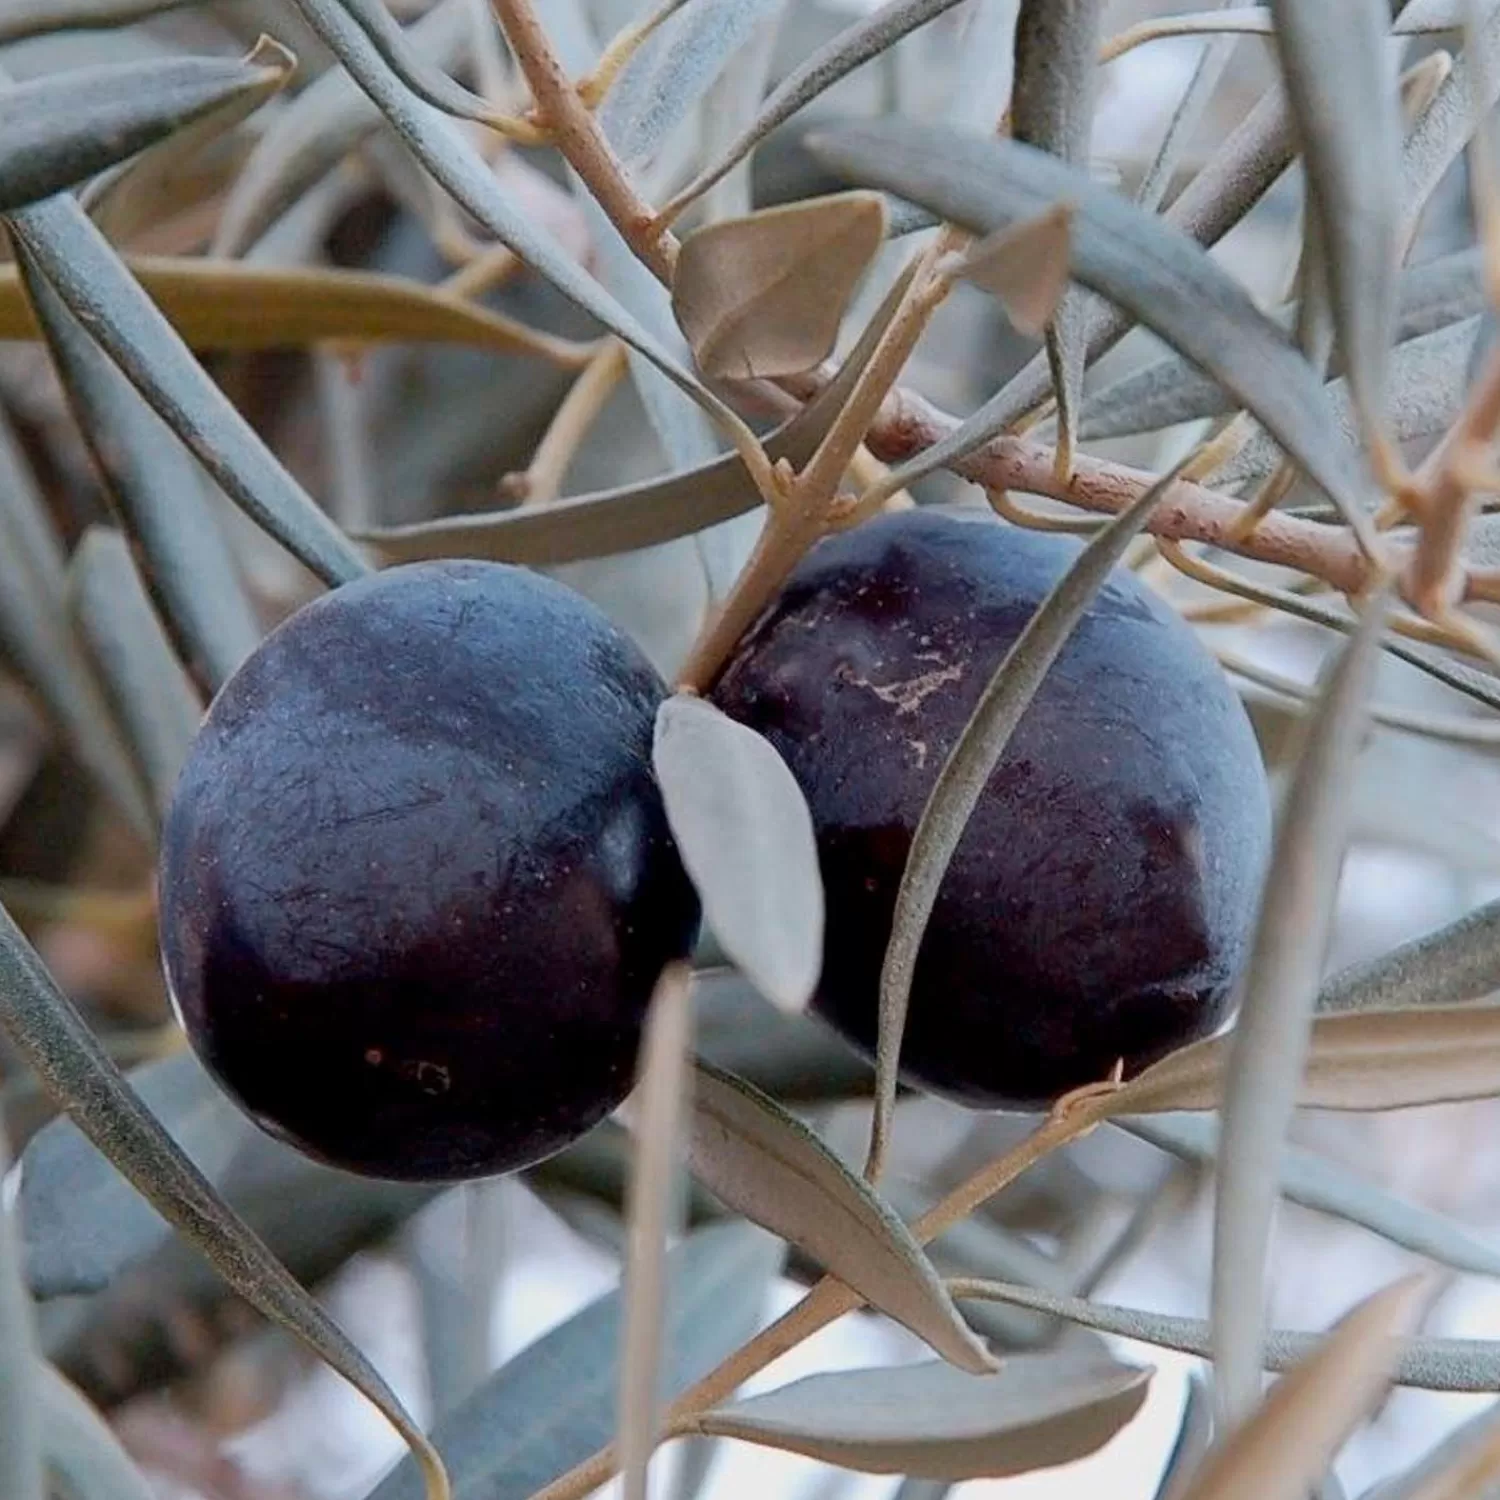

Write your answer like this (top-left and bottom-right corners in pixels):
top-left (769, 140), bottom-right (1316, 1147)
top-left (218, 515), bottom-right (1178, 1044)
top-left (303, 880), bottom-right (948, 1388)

top-left (158, 510), bottom-right (1271, 1183)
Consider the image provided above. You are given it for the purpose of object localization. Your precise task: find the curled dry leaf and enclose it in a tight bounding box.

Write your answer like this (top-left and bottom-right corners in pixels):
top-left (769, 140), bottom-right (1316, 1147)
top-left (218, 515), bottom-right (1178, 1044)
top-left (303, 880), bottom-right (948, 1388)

top-left (653, 696), bottom-right (823, 1013)
top-left (953, 203), bottom-right (1074, 338)
top-left (672, 193), bottom-right (888, 380)
top-left (691, 1350), bottom-right (1150, 1479)
top-left (687, 1062), bottom-right (995, 1374)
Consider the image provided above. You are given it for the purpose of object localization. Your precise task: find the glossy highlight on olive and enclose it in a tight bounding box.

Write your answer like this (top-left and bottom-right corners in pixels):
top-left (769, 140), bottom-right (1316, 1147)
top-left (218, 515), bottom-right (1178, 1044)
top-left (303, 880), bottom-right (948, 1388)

top-left (710, 508), bottom-right (1272, 1109)
top-left (158, 560), bottom-right (700, 1181)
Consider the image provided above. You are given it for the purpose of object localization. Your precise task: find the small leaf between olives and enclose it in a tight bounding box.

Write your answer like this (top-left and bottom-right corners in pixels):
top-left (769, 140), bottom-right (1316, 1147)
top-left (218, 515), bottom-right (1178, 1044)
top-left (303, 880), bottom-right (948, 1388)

top-left (653, 695), bottom-right (824, 1013)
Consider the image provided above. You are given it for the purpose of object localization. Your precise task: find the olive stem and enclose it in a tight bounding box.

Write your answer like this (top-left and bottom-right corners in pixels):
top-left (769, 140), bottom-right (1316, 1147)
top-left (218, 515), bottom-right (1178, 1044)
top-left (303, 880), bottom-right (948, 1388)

top-left (526, 1094), bottom-right (1113, 1500)
top-left (490, 0), bottom-right (677, 282)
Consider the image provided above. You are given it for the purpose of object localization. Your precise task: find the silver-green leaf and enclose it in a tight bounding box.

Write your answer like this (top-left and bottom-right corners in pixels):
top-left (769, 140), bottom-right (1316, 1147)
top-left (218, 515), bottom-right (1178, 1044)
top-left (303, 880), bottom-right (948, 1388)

top-left (692, 1351), bottom-right (1150, 1478)
top-left (688, 1062), bottom-right (994, 1374)
top-left (654, 696), bottom-right (823, 1013)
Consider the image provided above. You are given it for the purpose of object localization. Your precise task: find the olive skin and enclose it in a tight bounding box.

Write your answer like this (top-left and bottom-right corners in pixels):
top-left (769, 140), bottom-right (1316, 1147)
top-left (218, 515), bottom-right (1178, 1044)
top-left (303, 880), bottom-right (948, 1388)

top-left (710, 509), bottom-right (1271, 1109)
top-left (158, 561), bottom-right (699, 1182)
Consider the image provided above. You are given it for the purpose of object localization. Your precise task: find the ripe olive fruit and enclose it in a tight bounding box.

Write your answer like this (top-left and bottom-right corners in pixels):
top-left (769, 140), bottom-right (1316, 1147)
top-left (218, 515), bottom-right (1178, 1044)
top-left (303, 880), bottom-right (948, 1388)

top-left (158, 561), bottom-right (700, 1181)
top-left (710, 509), bottom-right (1271, 1109)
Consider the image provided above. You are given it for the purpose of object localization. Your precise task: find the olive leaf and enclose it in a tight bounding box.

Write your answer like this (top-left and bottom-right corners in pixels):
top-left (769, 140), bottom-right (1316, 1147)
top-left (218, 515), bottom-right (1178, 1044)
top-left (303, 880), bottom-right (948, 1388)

top-left (356, 250), bottom-right (917, 567)
top-left (951, 1281), bottom-right (1492, 1392)
top-left (654, 697), bottom-right (823, 1014)
top-left (672, 193), bottom-right (887, 380)
top-left (1181, 1277), bottom-right (1432, 1500)
top-left (214, 0), bottom-right (471, 258)
top-left (0, 256), bottom-right (595, 363)
top-left (3, 201), bottom-right (368, 589)
top-left (0, 1125), bottom-right (44, 1500)
top-left (0, 906), bottom-right (449, 1500)
top-left (66, 529), bottom-right (202, 818)
top-left (1081, 247), bottom-right (1485, 438)
top-left (0, 410), bottom-right (65, 608)
top-left (22, 260), bottom-right (261, 695)
top-left (368, 1221), bottom-right (785, 1500)
top-left (805, 120), bottom-right (1378, 550)
top-left (0, 42), bottom-right (291, 214)
top-left (955, 205), bottom-right (1075, 339)
top-left (1212, 586), bottom-right (1391, 1424)
top-left (687, 1062), bottom-right (994, 1374)
top-left (690, 1351), bottom-right (1150, 1478)
top-left (1268, 0), bottom-right (1401, 444)
top-left (598, 0), bottom-right (790, 171)
top-left (1120, 1114), bottom-right (1500, 1278)
top-left (0, 0), bottom-right (190, 38)
top-left (617, 966), bottom-right (695, 1500)
top-left (659, 0), bottom-right (972, 221)
top-left (1154, 1374), bottom-right (1215, 1500)
top-left (38, 1363), bottom-right (154, 1500)
top-left (1107, 1002), bottom-right (1500, 1115)
top-left (0, 445), bottom-right (155, 840)
top-left (1317, 893), bottom-right (1500, 1013)
top-left (18, 1050), bottom-right (249, 1300)
top-left (1010, 0), bottom-right (1104, 460)
top-left (871, 462), bottom-right (1185, 1179)
top-left (284, 0), bottom-right (756, 455)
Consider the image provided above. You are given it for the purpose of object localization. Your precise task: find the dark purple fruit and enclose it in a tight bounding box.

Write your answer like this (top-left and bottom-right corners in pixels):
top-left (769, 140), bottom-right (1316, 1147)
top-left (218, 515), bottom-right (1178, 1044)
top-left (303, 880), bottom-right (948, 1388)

top-left (710, 509), bottom-right (1271, 1110)
top-left (158, 561), bottom-right (699, 1181)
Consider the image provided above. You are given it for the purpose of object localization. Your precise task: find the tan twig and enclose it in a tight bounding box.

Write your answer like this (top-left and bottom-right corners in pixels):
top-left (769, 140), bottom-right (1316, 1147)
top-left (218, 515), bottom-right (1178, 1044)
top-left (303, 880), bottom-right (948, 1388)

top-left (501, 339), bottom-right (629, 504)
top-left (491, 0), bottom-right (676, 281)
top-left (528, 1090), bottom-right (1116, 1500)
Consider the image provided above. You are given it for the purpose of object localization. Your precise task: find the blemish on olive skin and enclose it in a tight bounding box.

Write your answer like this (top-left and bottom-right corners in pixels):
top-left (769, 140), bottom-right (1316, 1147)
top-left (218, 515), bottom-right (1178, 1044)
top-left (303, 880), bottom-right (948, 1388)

top-left (711, 509), bottom-right (1271, 1111)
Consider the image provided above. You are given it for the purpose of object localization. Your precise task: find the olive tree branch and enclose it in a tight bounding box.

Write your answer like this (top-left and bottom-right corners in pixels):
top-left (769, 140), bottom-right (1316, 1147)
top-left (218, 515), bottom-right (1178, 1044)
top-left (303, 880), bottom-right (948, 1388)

top-left (527, 1087), bottom-right (1118, 1500)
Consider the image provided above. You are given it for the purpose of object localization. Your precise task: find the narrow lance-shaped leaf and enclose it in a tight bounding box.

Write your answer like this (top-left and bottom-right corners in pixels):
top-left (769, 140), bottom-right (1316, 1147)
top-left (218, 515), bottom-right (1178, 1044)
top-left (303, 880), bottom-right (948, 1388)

top-left (369, 1221), bottom-right (784, 1500)
top-left (19, 1050), bottom-right (249, 1300)
top-left (21, 256), bottom-right (261, 694)
top-left (672, 193), bottom-right (887, 380)
top-left (688, 1062), bottom-right (995, 1374)
top-left (618, 967), bottom-right (695, 1500)
top-left (3, 199), bottom-right (368, 588)
top-left (0, 42), bottom-right (291, 214)
top-left (599, 0), bottom-right (790, 171)
top-left (1212, 586), bottom-right (1392, 1426)
top-left (805, 120), bottom-right (1378, 551)
top-left (1183, 1277), bottom-right (1431, 1500)
top-left (1153, 1374), bottom-right (1214, 1500)
top-left (0, 904), bottom-right (449, 1500)
top-left (284, 0), bottom-right (758, 457)
top-left (951, 1280), bottom-right (1490, 1393)
top-left (1108, 1002), bottom-right (1500, 1115)
top-left (654, 697), bottom-right (823, 1014)
top-left (38, 1363), bottom-right (154, 1500)
top-left (66, 529), bottom-right (202, 818)
top-left (1119, 1113), bottom-right (1500, 1279)
top-left (1268, 0), bottom-right (1402, 448)
top-left (691, 1351), bottom-right (1151, 1479)
top-left (0, 0), bottom-right (193, 39)
top-left (1316, 892), bottom-right (1500, 1013)
top-left (659, 0), bottom-right (972, 221)
top-left (214, 0), bottom-right (472, 258)
top-left (0, 1123), bottom-right (44, 1500)
top-left (1010, 0), bottom-right (1104, 464)
top-left (871, 462), bottom-right (1186, 1178)
top-left (356, 253), bottom-right (918, 568)
top-left (0, 458), bottom-right (155, 839)
top-left (0, 255), bottom-right (595, 362)
top-left (332, 0), bottom-right (503, 127)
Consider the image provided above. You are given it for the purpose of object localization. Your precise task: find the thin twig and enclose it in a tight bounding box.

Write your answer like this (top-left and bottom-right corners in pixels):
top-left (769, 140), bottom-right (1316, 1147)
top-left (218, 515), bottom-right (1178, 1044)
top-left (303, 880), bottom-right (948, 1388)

top-left (527, 1089), bottom-right (1116, 1500)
